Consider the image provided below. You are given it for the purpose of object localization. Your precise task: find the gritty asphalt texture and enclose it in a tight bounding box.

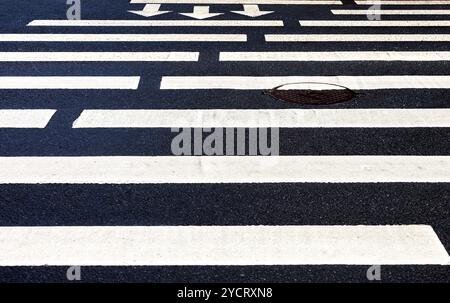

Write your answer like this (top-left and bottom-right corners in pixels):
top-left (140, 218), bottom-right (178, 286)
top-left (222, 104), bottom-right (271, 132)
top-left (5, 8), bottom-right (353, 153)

top-left (0, 0), bottom-right (448, 282)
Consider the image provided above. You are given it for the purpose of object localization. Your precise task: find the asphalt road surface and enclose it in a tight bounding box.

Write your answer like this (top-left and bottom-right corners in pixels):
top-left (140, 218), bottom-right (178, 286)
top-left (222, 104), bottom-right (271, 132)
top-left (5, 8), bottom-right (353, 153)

top-left (0, 0), bottom-right (449, 282)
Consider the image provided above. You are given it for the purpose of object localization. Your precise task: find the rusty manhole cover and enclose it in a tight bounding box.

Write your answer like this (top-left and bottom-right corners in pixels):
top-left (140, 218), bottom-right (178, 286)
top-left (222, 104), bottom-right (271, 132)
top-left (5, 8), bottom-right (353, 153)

top-left (264, 82), bottom-right (357, 105)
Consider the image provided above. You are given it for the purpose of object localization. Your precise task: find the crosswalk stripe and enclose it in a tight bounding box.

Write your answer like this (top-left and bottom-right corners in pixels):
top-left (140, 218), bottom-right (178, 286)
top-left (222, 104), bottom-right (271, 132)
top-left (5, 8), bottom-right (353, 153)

top-left (0, 52), bottom-right (199, 62)
top-left (0, 34), bottom-right (247, 42)
top-left (0, 110), bottom-right (56, 128)
top-left (0, 77), bottom-right (140, 89)
top-left (160, 75), bottom-right (450, 90)
top-left (1, 156), bottom-right (450, 184)
top-left (130, 0), bottom-right (342, 5)
top-left (28, 20), bottom-right (284, 27)
top-left (0, 225), bottom-right (447, 265)
top-left (355, 0), bottom-right (450, 4)
top-left (332, 9), bottom-right (450, 15)
top-left (219, 51), bottom-right (450, 61)
top-left (300, 20), bottom-right (450, 27)
top-left (265, 34), bottom-right (450, 42)
top-left (73, 109), bottom-right (450, 128)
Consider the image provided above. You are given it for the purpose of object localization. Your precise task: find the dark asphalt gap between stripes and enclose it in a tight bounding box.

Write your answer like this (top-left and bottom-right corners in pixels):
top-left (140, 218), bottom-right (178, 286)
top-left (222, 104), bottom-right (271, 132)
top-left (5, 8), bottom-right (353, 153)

top-left (1, 128), bottom-right (450, 156)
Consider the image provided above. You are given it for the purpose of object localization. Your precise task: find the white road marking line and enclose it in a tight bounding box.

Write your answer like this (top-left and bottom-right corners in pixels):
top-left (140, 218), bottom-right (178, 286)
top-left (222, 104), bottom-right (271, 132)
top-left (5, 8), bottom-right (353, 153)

top-left (28, 20), bottom-right (283, 27)
top-left (1, 156), bottom-right (450, 183)
top-left (356, 0), bottom-right (450, 4)
top-left (0, 52), bottom-right (199, 62)
top-left (131, 0), bottom-right (342, 4)
top-left (0, 34), bottom-right (247, 42)
top-left (73, 109), bottom-right (450, 128)
top-left (332, 9), bottom-right (450, 15)
top-left (0, 110), bottom-right (56, 128)
top-left (0, 77), bottom-right (140, 89)
top-left (219, 51), bottom-right (450, 61)
top-left (300, 20), bottom-right (450, 27)
top-left (265, 34), bottom-right (450, 42)
top-left (160, 75), bottom-right (450, 90)
top-left (0, 225), bottom-right (448, 265)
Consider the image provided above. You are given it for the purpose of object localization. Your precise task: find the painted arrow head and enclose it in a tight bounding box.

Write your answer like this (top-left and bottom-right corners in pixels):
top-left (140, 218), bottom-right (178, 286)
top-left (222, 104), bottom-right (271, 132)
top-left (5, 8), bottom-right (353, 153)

top-left (179, 12), bottom-right (224, 19)
top-left (128, 10), bottom-right (172, 17)
top-left (231, 10), bottom-right (273, 17)
top-left (231, 5), bottom-right (273, 18)
top-left (180, 6), bottom-right (224, 20)
top-left (128, 4), bottom-right (171, 17)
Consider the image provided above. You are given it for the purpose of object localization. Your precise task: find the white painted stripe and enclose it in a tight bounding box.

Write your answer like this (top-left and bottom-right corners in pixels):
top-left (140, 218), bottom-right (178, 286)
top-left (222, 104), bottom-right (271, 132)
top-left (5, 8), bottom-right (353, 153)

top-left (28, 20), bottom-right (283, 27)
top-left (220, 51), bottom-right (450, 61)
top-left (73, 109), bottom-right (450, 128)
top-left (131, 0), bottom-right (342, 5)
top-left (0, 77), bottom-right (140, 89)
top-left (0, 34), bottom-right (247, 42)
top-left (0, 225), bottom-right (447, 265)
top-left (300, 20), bottom-right (450, 27)
top-left (356, 1), bottom-right (450, 5)
top-left (0, 110), bottom-right (56, 128)
top-left (0, 52), bottom-right (199, 62)
top-left (1, 156), bottom-right (450, 184)
top-left (332, 9), bottom-right (450, 15)
top-left (265, 34), bottom-right (450, 42)
top-left (160, 76), bottom-right (450, 90)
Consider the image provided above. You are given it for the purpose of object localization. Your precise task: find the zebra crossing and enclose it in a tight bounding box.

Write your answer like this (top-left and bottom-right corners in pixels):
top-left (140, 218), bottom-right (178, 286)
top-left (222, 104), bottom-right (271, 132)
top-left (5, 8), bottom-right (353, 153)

top-left (0, 0), bottom-right (449, 282)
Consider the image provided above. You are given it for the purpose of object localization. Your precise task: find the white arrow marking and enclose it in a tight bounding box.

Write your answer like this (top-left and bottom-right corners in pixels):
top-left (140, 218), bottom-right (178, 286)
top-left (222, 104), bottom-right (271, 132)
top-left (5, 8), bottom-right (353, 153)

top-left (128, 4), bottom-right (171, 17)
top-left (231, 5), bottom-right (273, 17)
top-left (180, 6), bottom-right (223, 19)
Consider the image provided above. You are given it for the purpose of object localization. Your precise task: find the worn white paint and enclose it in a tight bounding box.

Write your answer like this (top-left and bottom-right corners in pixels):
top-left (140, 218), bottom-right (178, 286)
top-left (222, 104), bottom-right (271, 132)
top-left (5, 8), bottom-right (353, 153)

top-left (0, 225), bottom-right (447, 265)
top-left (0, 77), bottom-right (140, 89)
top-left (300, 20), bottom-right (450, 27)
top-left (265, 34), bottom-right (450, 42)
top-left (219, 51), bottom-right (450, 61)
top-left (0, 110), bottom-right (56, 128)
top-left (0, 34), bottom-right (247, 42)
top-left (28, 19), bottom-right (282, 27)
top-left (0, 52), bottom-right (199, 62)
top-left (160, 75), bottom-right (450, 90)
top-left (73, 109), bottom-right (450, 128)
top-left (355, 1), bottom-right (450, 5)
top-left (332, 9), bottom-right (450, 15)
top-left (0, 156), bottom-right (450, 183)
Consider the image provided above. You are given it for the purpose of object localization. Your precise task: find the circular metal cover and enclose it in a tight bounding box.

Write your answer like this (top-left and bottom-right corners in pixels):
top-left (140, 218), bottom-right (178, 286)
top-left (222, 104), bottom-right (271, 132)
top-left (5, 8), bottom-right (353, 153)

top-left (264, 82), bottom-right (356, 105)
